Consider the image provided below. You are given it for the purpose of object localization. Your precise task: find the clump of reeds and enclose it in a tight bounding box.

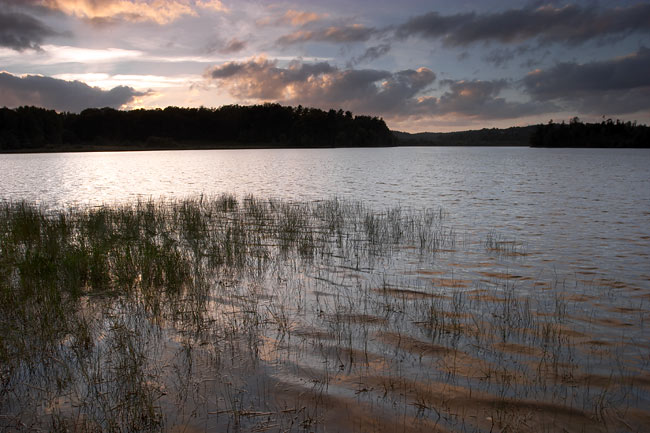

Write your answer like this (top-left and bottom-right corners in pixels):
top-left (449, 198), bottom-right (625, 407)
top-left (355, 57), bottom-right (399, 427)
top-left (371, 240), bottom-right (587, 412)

top-left (484, 229), bottom-right (527, 256)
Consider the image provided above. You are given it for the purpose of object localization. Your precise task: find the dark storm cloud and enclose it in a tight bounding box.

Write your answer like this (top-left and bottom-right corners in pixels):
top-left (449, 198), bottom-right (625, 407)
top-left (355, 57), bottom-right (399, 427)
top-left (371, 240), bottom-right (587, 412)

top-left (205, 58), bottom-right (434, 114)
top-left (396, 3), bottom-right (650, 46)
top-left (523, 47), bottom-right (650, 114)
top-left (277, 25), bottom-right (377, 45)
top-left (0, 72), bottom-right (147, 112)
top-left (0, 10), bottom-right (58, 50)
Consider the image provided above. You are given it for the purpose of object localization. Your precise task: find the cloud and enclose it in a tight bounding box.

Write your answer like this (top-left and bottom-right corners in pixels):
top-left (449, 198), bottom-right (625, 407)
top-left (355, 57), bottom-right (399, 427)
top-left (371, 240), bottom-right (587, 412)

top-left (205, 57), bottom-right (435, 114)
top-left (206, 57), bottom-right (337, 99)
top-left (0, 11), bottom-right (58, 51)
top-left (257, 9), bottom-right (325, 27)
top-left (0, 0), bottom-right (50, 12)
top-left (523, 47), bottom-right (650, 115)
top-left (195, 0), bottom-right (226, 12)
top-left (204, 37), bottom-right (247, 55)
top-left (524, 47), bottom-right (650, 97)
top-left (348, 43), bottom-right (392, 66)
top-left (220, 38), bottom-right (246, 54)
top-left (21, 0), bottom-right (226, 24)
top-left (277, 24), bottom-right (377, 45)
top-left (397, 3), bottom-right (650, 46)
top-left (205, 57), bottom-right (557, 121)
top-left (0, 71), bottom-right (147, 112)
top-left (416, 79), bottom-right (552, 119)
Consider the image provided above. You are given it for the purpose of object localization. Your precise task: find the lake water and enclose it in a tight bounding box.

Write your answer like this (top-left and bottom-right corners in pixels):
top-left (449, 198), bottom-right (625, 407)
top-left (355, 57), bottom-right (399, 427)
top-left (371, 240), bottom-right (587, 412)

top-left (2, 146), bottom-right (650, 431)
top-left (2, 146), bottom-right (649, 288)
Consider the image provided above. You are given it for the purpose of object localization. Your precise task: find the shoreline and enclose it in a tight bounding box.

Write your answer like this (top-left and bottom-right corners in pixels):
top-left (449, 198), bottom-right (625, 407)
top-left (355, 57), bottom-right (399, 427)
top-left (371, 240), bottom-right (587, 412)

top-left (0, 141), bottom-right (532, 154)
top-left (5, 144), bottom-right (650, 154)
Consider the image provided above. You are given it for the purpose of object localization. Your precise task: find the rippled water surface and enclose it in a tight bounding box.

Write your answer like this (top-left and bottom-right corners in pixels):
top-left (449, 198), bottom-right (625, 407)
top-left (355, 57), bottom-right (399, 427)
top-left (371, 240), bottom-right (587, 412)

top-left (2, 147), bottom-right (650, 432)
top-left (2, 147), bottom-right (649, 285)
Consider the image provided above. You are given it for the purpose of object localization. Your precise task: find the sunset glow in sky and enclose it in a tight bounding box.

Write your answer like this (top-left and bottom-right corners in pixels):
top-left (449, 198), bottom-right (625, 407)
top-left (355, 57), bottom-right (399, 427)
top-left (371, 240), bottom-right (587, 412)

top-left (1, 0), bottom-right (649, 131)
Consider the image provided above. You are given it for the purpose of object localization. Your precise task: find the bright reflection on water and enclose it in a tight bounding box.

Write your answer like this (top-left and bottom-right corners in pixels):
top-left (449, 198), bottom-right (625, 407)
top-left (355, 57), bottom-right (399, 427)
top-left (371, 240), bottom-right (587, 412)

top-left (1, 147), bottom-right (649, 287)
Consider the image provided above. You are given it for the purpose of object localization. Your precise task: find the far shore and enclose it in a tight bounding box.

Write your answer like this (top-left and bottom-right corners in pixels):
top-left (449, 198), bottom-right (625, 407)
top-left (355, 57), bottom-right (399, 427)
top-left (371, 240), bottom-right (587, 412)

top-left (3, 106), bottom-right (647, 151)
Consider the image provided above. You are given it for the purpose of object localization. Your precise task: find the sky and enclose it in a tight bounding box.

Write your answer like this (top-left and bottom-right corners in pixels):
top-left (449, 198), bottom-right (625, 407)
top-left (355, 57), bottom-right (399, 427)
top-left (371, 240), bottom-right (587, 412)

top-left (1, 0), bottom-right (649, 132)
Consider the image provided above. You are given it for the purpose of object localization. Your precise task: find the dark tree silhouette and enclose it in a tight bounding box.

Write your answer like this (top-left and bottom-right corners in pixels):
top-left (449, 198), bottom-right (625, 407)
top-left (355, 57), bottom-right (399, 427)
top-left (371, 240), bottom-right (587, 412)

top-left (3, 106), bottom-right (647, 151)
top-left (530, 118), bottom-right (650, 148)
top-left (0, 104), bottom-right (396, 151)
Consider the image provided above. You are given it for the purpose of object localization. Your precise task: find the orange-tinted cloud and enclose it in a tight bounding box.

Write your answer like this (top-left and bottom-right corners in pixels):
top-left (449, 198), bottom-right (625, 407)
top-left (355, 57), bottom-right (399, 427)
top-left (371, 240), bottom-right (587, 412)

top-left (206, 56), bottom-right (336, 100)
top-left (205, 57), bottom-right (435, 114)
top-left (280, 9), bottom-right (323, 26)
top-left (257, 9), bottom-right (325, 27)
top-left (205, 57), bottom-right (553, 120)
top-left (35, 0), bottom-right (225, 24)
top-left (195, 0), bottom-right (226, 12)
top-left (277, 24), bottom-right (376, 45)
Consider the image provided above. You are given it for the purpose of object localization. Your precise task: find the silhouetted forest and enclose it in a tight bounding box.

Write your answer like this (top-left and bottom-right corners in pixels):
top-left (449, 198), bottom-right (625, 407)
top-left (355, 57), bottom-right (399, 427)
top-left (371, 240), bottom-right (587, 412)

top-left (2, 106), bottom-right (649, 151)
top-left (0, 104), bottom-right (395, 151)
top-left (530, 117), bottom-right (650, 148)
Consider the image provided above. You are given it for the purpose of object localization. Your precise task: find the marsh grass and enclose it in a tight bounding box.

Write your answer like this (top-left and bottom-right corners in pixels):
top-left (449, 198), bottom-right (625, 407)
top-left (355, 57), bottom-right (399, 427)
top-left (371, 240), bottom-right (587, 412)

top-left (0, 195), bottom-right (648, 432)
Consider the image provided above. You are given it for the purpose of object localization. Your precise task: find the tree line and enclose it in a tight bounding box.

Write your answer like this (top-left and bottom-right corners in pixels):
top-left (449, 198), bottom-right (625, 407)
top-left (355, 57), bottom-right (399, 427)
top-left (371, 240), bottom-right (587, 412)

top-left (2, 105), bottom-right (648, 151)
top-left (530, 117), bottom-right (650, 148)
top-left (394, 126), bottom-right (537, 146)
top-left (0, 104), bottom-right (396, 151)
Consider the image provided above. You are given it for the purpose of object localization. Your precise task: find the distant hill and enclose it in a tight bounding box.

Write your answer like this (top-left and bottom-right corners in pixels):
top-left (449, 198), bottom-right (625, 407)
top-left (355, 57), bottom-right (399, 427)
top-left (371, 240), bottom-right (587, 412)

top-left (395, 120), bottom-right (649, 148)
top-left (393, 126), bottom-right (537, 147)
